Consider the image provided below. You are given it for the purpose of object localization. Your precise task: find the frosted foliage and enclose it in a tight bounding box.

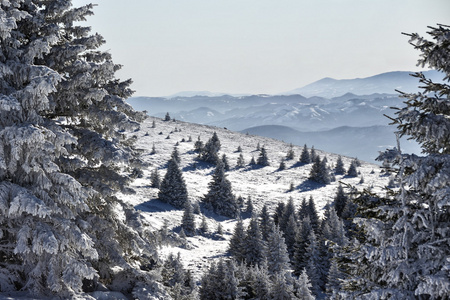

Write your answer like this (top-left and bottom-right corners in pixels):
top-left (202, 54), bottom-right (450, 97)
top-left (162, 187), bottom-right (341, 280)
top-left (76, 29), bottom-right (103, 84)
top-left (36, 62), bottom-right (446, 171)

top-left (342, 24), bottom-right (450, 299)
top-left (0, 1), bottom-right (155, 297)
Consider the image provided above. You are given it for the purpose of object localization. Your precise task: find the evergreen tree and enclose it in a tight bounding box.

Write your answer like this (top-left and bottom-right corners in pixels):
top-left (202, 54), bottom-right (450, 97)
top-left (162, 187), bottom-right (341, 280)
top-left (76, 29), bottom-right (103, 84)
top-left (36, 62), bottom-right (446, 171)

top-left (300, 144), bottom-right (311, 164)
top-left (346, 159), bottom-right (358, 177)
top-left (194, 135), bottom-right (203, 153)
top-left (280, 197), bottom-right (296, 232)
top-left (150, 143), bottom-right (157, 155)
top-left (236, 153), bottom-right (245, 168)
top-left (270, 273), bottom-right (296, 300)
top-left (333, 184), bottom-right (348, 218)
top-left (326, 258), bottom-right (344, 298)
top-left (334, 155), bottom-right (345, 175)
top-left (278, 159), bottom-right (286, 171)
top-left (0, 2), bottom-right (163, 297)
top-left (158, 158), bottom-right (188, 209)
top-left (305, 231), bottom-right (326, 296)
top-left (341, 24), bottom-right (450, 299)
top-left (199, 131), bottom-right (221, 164)
top-left (245, 196), bottom-right (254, 215)
top-left (309, 156), bottom-right (331, 184)
top-left (152, 120), bottom-right (156, 128)
top-left (150, 167), bottom-right (161, 188)
top-left (298, 197), bottom-right (309, 220)
top-left (165, 112), bottom-right (171, 121)
top-left (251, 264), bottom-right (272, 300)
top-left (221, 154), bottom-right (230, 171)
top-left (245, 218), bottom-right (266, 267)
top-left (200, 214), bottom-right (209, 234)
top-left (296, 269), bottom-right (315, 300)
top-left (266, 224), bottom-right (291, 276)
top-left (171, 146), bottom-right (181, 164)
top-left (237, 145), bottom-right (242, 152)
top-left (203, 161), bottom-right (238, 218)
top-left (229, 219), bottom-right (246, 262)
top-left (257, 146), bottom-right (270, 166)
top-left (273, 201), bottom-right (286, 226)
top-left (292, 217), bottom-right (311, 276)
top-left (249, 155), bottom-right (256, 166)
top-left (259, 204), bottom-right (274, 241)
top-left (284, 214), bottom-right (298, 259)
top-left (310, 146), bottom-right (317, 162)
top-left (307, 196), bottom-right (320, 233)
top-left (181, 200), bottom-right (196, 236)
top-left (286, 144), bottom-right (295, 160)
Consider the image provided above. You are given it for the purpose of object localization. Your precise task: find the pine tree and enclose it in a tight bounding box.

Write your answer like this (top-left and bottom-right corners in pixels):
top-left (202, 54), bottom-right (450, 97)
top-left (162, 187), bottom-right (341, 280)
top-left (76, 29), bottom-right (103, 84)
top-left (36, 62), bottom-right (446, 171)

top-left (333, 184), bottom-right (348, 218)
top-left (341, 24), bottom-right (450, 299)
top-left (229, 219), bottom-right (247, 262)
top-left (307, 196), bottom-right (320, 233)
top-left (245, 196), bottom-right (254, 215)
top-left (236, 153), bottom-right (245, 168)
top-left (257, 146), bottom-right (270, 166)
top-left (245, 218), bottom-right (267, 267)
top-left (346, 159), bottom-right (358, 177)
top-left (158, 158), bottom-right (188, 209)
top-left (266, 224), bottom-right (291, 276)
top-left (181, 200), bottom-right (196, 236)
top-left (150, 143), bottom-right (157, 155)
top-left (199, 131), bottom-right (221, 164)
top-left (221, 153), bottom-right (230, 171)
top-left (203, 161), bottom-right (238, 218)
top-left (300, 144), bottom-right (311, 164)
top-left (194, 135), bottom-right (203, 153)
top-left (309, 156), bottom-right (330, 184)
top-left (150, 167), bottom-right (161, 188)
top-left (278, 159), bottom-right (286, 171)
top-left (310, 146), bottom-right (317, 162)
top-left (0, 2), bottom-right (162, 297)
top-left (334, 155), bottom-right (345, 175)
top-left (259, 204), bottom-right (274, 241)
top-left (286, 144), bottom-right (295, 160)
top-left (296, 269), bottom-right (315, 300)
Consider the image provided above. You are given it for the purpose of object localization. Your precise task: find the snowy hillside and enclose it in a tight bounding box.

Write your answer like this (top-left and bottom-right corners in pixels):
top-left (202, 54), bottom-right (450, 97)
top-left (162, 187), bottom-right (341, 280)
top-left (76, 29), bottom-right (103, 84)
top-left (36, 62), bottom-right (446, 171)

top-left (120, 117), bottom-right (391, 282)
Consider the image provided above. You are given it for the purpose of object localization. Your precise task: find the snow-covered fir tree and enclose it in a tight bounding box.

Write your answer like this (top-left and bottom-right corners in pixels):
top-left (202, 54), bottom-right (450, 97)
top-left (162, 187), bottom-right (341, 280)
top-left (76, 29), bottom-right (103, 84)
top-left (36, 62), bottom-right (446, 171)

top-left (221, 153), bottom-right (230, 171)
top-left (150, 167), bottom-right (161, 188)
top-left (346, 159), bottom-right (358, 177)
top-left (333, 184), bottom-right (348, 218)
top-left (296, 269), bottom-right (315, 300)
top-left (202, 160), bottom-right (239, 218)
top-left (334, 155), bottom-right (345, 175)
top-left (236, 153), bottom-right (245, 168)
top-left (259, 204), bottom-right (274, 241)
top-left (309, 156), bottom-right (331, 184)
top-left (158, 156), bottom-right (188, 209)
top-left (229, 219), bottom-right (247, 263)
top-left (164, 112), bottom-right (171, 121)
top-left (199, 131), bottom-right (221, 164)
top-left (181, 200), bottom-right (196, 236)
top-left (286, 143), bottom-right (295, 160)
top-left (300, 144), bottom-right (311, 164)
top-left (0, 1), bottom-right (164, 297)
top-left (257, 146), bottom-right (270, 166)
top-left (245, 218), bottom-right (266, 267)
top-left (194, 135), bottom-right (203, 153)
top-left (340, 24), bottom-right (450, 299)
top-left (266, 224), bottom-right (291, 276)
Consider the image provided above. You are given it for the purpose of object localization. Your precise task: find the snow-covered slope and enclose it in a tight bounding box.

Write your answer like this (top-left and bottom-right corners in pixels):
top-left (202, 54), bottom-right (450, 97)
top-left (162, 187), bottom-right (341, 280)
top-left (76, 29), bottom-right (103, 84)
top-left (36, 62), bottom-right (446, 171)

top-left (120, 117), bottom-right (391, 282)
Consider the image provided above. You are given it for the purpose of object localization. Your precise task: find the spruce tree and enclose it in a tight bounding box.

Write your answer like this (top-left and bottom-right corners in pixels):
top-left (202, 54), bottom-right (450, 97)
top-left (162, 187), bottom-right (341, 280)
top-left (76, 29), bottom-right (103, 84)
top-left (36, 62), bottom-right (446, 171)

top-left (158, 157), bottom-right (188, 209)
top-left (310, 146), bottom-right (317, 162)
top-left (300, 144), bottom-right (311, 164)
top-left (221, 153), bottom-right (230, 171)
top-left (341, 24), bottom-right (450, 299)
top-left (346, 160), bottom-right (358, 177)
top-left (181, 200), bottom-right (196, 236)
top-left (236, 153), bottom-right (245, 168)
top-left (229, 219), bottom-right (246, 262)
top-left (266, 224), bottom-right (291, 276)
top-left (194, 135), bottom-right (203, 153)
top-left (0, 1), bottom-right (162, 297)
top-left (199, 131), bottom-right (221, 164)
top-left (257, 146), bottom-right (270, 166)
top-left (333, 184), bottom-right (348, 218)
top-left (259, 204), bottom-right (274, 241)
top-left (203, 161), bottom-right (238, 218)
top-left (245, 218), bottom-right (267, 267)
top-left (286, 143), bottom-right (295, 160)
top-left (150, 167), bottom-right (161, 188)
top-left (334, 155), bottom-right (345, 175)
top-left (165, 112), bottom-right (171, 121)
top-left (296, 269), bottom-right (315, 300)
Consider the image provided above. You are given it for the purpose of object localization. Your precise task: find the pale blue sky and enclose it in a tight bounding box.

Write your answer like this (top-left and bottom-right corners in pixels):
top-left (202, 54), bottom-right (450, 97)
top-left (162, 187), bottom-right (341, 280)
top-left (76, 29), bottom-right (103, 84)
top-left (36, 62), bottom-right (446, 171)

top-left (73, 0), bottom-right (450, 97)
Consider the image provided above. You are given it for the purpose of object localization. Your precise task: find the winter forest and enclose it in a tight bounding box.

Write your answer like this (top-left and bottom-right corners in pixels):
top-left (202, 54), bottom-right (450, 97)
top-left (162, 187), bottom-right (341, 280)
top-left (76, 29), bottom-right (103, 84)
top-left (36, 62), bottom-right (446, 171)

top-left (0, 1), bottom-right (449, 300)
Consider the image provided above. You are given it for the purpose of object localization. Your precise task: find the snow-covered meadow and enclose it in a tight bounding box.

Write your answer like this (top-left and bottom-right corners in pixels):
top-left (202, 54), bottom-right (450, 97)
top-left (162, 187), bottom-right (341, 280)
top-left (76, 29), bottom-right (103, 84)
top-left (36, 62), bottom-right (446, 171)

top-left (120, 116), bottom-right (391, 281)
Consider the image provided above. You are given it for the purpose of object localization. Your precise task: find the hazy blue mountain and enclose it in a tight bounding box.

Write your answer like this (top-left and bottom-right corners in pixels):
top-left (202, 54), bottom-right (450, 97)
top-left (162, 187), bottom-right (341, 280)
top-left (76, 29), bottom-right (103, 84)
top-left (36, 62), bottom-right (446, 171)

top-left (242, 125), bottom-right (421, 164)
top-left (283, 70), bottom-right (443, 98)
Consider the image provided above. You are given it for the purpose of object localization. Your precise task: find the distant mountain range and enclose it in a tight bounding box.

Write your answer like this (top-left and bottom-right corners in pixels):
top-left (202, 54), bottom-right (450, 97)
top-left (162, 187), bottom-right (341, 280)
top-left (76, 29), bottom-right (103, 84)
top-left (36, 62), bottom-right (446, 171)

top-left (127, 71), bottom-right (436, 163)
top-left (282, 70), bottom-right (443, 98)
